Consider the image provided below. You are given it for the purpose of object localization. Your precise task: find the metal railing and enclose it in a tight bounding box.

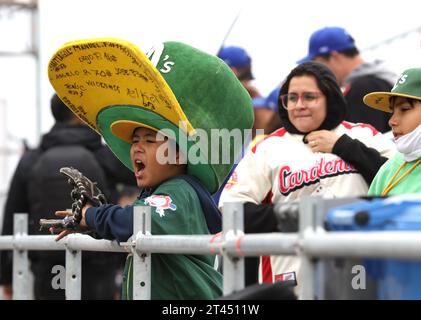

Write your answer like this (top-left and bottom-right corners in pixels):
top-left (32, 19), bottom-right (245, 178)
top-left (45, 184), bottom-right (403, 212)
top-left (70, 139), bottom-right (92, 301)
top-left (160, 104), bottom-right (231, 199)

top-left (1, 197), bottom-right (421, 299)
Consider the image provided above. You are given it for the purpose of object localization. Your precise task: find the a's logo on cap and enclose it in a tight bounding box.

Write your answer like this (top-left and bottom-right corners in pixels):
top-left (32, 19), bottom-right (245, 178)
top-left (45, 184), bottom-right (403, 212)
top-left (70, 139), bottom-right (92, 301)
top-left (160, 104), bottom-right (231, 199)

top-left (146, 43), bottom-right (175, 74)
top-left (392, 74), bottom-right (408, 91)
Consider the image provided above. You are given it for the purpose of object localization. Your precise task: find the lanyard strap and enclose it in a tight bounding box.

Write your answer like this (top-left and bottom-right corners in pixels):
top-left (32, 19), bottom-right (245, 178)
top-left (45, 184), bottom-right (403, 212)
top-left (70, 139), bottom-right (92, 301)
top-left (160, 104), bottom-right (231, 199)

top-left (381, 159), bottom-right (421, 196)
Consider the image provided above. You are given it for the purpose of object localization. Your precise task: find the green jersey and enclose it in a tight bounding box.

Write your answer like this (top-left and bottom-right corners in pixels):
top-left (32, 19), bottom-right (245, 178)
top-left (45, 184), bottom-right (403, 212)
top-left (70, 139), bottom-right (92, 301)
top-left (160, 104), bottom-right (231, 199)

top-left (368, 153), bottom-right (421, 196)
top-left (121, 178), bottom-right (222, 300)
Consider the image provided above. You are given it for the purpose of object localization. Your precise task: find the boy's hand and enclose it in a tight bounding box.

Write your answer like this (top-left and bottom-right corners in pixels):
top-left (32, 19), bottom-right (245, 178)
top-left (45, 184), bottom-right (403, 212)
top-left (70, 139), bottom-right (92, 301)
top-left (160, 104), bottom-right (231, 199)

top-left (40, 167), bottom-right (106, 240)
top-left (52, 204), bottom-right (92, 241)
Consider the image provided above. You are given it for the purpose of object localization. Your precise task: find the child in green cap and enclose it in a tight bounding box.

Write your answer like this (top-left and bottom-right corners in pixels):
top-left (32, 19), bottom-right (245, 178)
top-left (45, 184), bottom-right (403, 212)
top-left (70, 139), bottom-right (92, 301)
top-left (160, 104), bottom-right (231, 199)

top-left (364, 68), bottom-right (421, 195)
top-left (48, 38), bottom-right (254, 299)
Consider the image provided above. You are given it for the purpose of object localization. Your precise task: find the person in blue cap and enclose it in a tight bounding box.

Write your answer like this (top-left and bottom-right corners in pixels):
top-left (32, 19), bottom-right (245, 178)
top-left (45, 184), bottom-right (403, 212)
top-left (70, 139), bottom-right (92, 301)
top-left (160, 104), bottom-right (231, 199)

top-left (298, 26), bottom-right (396, 134)
top-left (218, 46), bottom-right (261, 99)
top-left (218, 46), bottom-right (253, 80)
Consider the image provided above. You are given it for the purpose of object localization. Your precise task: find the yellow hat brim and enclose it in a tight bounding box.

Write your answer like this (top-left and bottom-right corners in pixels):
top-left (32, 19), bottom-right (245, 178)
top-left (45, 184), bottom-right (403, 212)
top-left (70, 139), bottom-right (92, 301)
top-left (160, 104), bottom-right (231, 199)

top-left (363, 92), bottom-right (421, 113)
top-left (48, 38), bottom-right (194, 135)
top-left (111, 120), bottom-right (159, 143)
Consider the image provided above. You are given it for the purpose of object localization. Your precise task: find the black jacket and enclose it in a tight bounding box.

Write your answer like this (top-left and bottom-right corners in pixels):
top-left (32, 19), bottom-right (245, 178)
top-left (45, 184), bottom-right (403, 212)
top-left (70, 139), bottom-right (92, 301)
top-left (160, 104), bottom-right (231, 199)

top-left (0, 123), bottom-right (136, 285)
top-left (342, 60), bottom-right (395, 134)
top-left (343, 75), bottom-right (392, 133)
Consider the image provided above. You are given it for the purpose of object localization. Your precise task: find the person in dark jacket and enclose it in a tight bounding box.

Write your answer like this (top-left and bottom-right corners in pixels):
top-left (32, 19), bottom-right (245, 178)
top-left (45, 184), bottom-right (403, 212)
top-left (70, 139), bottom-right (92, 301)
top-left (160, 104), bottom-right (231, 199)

top-left (298, 26), bottom-right (397, 133)
top-left (0, 94), bottom-right (136, 299)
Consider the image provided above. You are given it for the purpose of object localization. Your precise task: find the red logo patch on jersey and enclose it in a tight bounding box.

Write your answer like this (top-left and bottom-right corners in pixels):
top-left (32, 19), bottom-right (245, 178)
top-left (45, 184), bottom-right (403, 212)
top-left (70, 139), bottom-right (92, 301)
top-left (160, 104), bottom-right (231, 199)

top-left (144, 195), bottom-right (177, 217)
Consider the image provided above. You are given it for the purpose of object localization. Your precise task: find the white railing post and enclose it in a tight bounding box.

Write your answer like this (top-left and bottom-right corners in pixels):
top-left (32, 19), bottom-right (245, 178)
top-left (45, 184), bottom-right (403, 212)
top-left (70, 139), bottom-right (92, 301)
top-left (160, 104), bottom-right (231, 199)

top-left (298, 197), bottom-right (318, 300)
top-left (65, 244), bottom-right (82, 300)
top-left (222, 202), bottom-right (245, 295)
top-left (12, 213), bottom-right (31, 300)
top-left (311, 197), bottom-right (361, 300)
top-left (132, 206), bottom-right (151, 300)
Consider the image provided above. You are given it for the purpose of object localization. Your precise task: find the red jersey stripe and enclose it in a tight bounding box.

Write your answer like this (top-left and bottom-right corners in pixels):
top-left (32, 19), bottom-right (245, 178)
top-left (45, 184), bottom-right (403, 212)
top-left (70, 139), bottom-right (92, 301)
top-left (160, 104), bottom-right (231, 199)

top-left (251, 128), bottom-right (288, 153)
top-left (341, 121), bottom-right (378, 136)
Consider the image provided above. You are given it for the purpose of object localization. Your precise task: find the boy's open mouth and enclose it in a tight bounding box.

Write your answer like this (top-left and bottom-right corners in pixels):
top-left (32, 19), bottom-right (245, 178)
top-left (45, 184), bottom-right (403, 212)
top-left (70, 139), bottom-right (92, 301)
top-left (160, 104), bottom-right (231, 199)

top-left (134, 160), bottom-right (146, 176)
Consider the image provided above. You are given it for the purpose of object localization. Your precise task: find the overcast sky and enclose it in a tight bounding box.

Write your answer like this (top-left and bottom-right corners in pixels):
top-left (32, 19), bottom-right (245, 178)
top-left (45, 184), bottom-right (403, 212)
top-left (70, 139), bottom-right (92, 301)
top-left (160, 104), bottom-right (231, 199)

top-left (39, 0), bottom-right (421, 138)
top-left (0, 0), bottom-right (420, 194)
top-left (6, 0), bottom-right (421, 143)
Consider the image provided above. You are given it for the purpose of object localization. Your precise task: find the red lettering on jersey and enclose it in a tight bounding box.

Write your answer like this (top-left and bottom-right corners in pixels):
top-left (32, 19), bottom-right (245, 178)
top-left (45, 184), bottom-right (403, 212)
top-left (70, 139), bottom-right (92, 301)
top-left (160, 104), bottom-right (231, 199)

top-left (278, 157), bottom-right (358, 196)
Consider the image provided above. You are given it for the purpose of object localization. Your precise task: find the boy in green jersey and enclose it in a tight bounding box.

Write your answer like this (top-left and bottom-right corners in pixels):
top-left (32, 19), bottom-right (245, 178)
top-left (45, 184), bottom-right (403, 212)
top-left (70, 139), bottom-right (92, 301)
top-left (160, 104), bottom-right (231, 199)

top-left (48, 38), bottom-right (253, 299)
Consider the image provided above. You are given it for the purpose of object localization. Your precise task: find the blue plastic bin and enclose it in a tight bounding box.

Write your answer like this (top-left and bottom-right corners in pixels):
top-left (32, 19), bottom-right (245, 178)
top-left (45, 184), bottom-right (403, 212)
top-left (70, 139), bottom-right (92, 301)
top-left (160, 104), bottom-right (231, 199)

top-left (326, 195), bottom-right (421, 300)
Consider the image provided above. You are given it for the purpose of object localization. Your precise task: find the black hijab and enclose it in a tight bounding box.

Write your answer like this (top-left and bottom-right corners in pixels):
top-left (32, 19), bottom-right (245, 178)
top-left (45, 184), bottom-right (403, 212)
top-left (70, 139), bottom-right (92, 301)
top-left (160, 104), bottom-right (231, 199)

top-left (278, 61), bottom-right (347, 135)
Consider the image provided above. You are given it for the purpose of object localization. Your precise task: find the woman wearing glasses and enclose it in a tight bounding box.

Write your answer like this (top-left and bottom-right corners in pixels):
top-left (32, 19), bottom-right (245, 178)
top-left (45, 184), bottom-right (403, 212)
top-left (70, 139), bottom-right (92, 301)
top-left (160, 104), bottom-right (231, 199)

top-left (219, 61), bottom-right (396, 297)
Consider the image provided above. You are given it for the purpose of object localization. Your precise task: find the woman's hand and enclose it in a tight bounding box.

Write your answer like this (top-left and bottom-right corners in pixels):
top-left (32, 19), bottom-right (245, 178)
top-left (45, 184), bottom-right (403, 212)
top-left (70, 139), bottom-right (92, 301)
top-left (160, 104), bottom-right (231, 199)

top-left (305, 130), bottom-right (341, 153)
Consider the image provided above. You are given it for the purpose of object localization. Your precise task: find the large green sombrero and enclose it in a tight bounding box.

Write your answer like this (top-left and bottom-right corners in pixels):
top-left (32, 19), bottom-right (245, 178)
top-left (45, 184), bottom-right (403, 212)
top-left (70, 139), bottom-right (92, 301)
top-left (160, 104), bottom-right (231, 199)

top-left (48, 38), bottom-right (253, 193)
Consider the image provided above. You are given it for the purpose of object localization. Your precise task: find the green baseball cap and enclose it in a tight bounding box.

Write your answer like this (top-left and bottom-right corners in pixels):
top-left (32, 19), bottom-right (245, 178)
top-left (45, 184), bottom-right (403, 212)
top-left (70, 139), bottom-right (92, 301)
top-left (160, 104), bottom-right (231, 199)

top-left (364, 68), bottom-right (421, 113)
top-left (48, 38), bottom-right (253, 193)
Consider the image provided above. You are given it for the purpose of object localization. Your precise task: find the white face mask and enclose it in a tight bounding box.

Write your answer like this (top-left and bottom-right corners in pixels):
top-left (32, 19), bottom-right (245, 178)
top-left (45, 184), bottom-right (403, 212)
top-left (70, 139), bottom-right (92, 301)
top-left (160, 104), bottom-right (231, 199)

top-left (394, 123), bottom-right (421, 162)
